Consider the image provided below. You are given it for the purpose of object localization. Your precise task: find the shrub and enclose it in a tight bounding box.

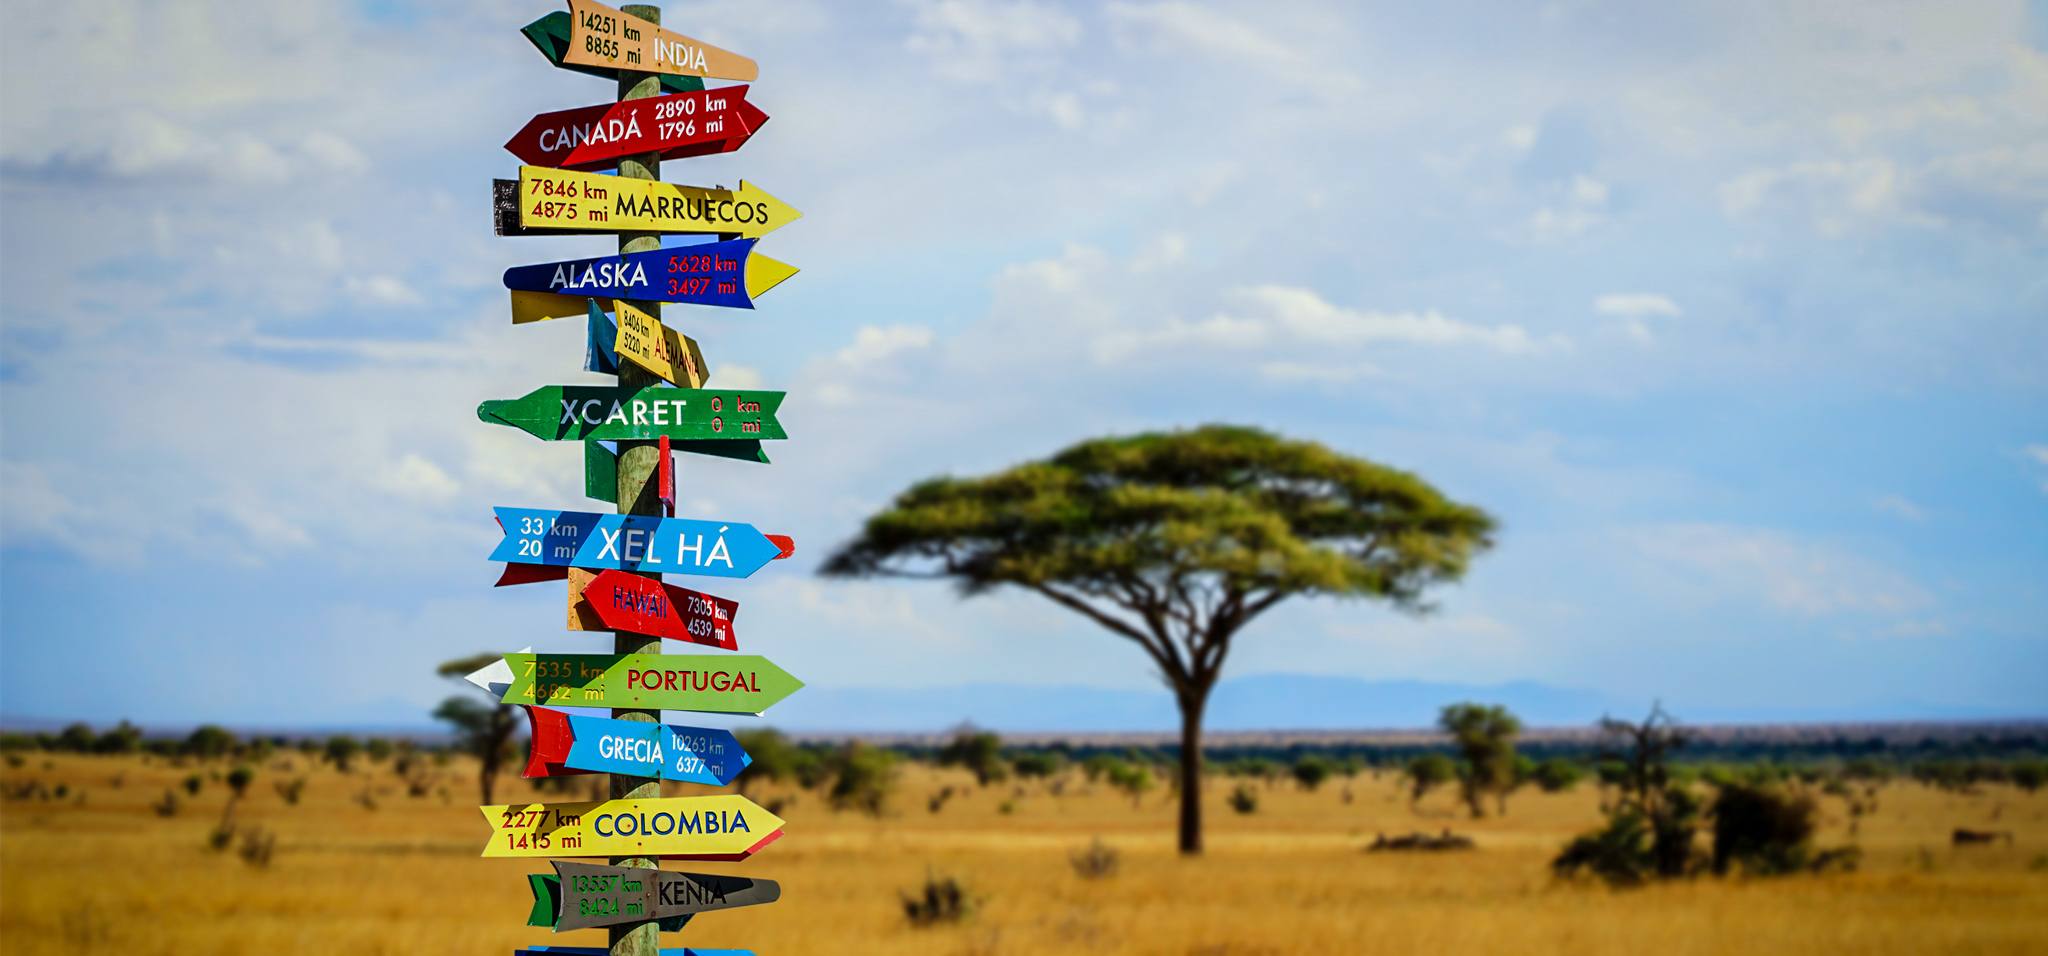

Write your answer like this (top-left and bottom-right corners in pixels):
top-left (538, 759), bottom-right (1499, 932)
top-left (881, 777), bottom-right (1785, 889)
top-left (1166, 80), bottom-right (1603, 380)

top-left (1406, 754), bottom-right (1455, 806)
top-left (901, 870), bottom-right (974, 925)
top-left (226, 766), bottom-right (255, 799)
top-left (2009, 761), bottom-right (2046, 794)
top-left (1070, 838), bottom-right (1119, 879)
top-left (1227, 783), bottom-right (1258, 815)
top-left (1710, 783), bottom-right (1817, 876)
top-left (937, 728), bottom-right (1007, 786)
top-left (184, 725), bottom-right (237, 760)
top-left (1103, 760), bottom-right (1152, 806)
top-left (324, 736), bottom-right (361, 773)
top-left (274, 778), bottom-right (306, 805)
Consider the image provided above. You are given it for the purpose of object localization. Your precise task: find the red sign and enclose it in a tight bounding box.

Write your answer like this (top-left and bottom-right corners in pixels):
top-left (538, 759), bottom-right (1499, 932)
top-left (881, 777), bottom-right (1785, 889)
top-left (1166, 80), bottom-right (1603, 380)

top-left (504, 87), bottom-right (768, 171)
top-left (586, 568), bottom-right (739, 650)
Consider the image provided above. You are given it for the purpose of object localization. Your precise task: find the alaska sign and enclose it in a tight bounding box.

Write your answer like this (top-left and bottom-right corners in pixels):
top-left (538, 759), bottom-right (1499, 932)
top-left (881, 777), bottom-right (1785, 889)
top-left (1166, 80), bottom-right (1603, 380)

top-left (562, 0), bottom-right (758, 81)
top-left (506, 88), bottom-right (767, 170)
top-left (521, 706), bottom-right (751, 785)
top-left (529, 862), bottom-right (780, 932)
top-left (505, 166), bottom-right (798, 239)
top-left (480, 794), bottom-right (782, 860)
top-left (503, 238), bottom-right (799, 313)
top-left (497, 652), bottom-right (805, 714)
top-left (479, 384), bottom-right (785, 443)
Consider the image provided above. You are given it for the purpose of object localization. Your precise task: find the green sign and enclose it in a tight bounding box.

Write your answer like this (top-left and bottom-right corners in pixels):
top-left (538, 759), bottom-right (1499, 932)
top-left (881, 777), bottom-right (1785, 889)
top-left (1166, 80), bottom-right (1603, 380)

top-left (501, 653), bottom-right (804, 714)
top-left (479, 385), bottom-right (786, 443)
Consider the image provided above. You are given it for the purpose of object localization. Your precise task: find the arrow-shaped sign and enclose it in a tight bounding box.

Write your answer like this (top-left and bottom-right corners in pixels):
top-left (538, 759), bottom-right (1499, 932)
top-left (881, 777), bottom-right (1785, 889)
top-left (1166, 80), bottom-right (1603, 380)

top-left (499, 652), bottom-right (805, 714)
top-left (529, 862), bottom-right (780, 932)
top-left (481, 794), bottom-right (782, 860)
top-left (506, 88), bottom-right (767, 170)
top-left (504, 167), bottom-right (798, 239)
top-left (520, 13), bottom-right (714, 93)
top-left (505, 238), bottom-right (799, 314)
top-left (479, 385), bottom-right (785, 443)
top-left (577, 568), bottom-right (738, 648)
top-left (522, 706), bottom-right (751, 785)
top-left (489, 507), bottom-right (787, 577)
top-left (560, 0), bottom-right (758, 81)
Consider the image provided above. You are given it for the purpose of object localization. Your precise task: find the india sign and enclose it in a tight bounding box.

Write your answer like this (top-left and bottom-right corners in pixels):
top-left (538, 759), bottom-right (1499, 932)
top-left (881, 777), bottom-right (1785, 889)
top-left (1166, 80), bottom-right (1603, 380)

top-left (480, 794), bottom-right (782, 860)
top-left (509, 166), bottom-right (798, 238)
top-left (561, 0), bottom-right (758, 81)
top-left (521, 706), bottom-right (751, 785)
top-left (488, 507), bottom-right (787, 578)
top-left (506, 87), bottom-right (768, 170)
top-left (529, 862), bottom-right (780, 932)
top-left (478, 385), bottom-right (785, 443)
top-left (497, 652), bottom-right (805, 714)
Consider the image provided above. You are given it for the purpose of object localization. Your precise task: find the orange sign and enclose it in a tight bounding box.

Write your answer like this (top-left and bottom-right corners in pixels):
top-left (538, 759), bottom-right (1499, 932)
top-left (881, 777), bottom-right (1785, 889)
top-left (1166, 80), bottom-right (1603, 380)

top-left (563, 0), bottom-right (759, 81)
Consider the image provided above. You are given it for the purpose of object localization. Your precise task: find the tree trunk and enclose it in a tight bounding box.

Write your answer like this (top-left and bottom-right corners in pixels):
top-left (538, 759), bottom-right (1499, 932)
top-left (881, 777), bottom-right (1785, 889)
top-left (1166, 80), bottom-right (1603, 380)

top-left (1175, 685), bottom-right (1211, 855)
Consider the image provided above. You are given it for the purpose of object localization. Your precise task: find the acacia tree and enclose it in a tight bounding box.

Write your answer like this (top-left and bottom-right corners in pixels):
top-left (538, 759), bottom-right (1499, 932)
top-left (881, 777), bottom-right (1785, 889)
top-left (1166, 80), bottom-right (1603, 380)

top-left (821, 426), bottom-right (1494, 854)
top-left (1438, 702), bottom-right (1523, 818)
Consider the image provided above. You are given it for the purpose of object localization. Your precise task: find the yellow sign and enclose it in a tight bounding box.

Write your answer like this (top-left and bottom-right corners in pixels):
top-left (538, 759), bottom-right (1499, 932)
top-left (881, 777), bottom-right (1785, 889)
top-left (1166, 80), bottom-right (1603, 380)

top-left (518, 166), bottom-right (798, 239)
top-left (613, 301), bottom-right (708, 387)
top-left (562, 0), bottom-right (758, 81)
top-left (480, 795), bottom-right (784, 860)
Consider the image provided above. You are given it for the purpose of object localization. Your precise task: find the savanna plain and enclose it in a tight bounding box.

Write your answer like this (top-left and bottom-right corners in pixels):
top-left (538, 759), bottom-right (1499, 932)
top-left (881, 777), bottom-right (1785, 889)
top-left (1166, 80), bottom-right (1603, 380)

top-left (3, 752), bottom-right (2045, 956)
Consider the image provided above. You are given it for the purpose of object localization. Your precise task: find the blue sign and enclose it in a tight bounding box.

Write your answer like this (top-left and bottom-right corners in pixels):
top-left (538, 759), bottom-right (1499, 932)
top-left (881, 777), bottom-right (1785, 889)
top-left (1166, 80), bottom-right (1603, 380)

top-left (491, 507), bottom-right (783, 579)
top-left (564, 714), bottom-right (752, 786)
top-left (504, 238), bottom-right (760, 309)
top-left (585, 299), bottom-right (619, 375)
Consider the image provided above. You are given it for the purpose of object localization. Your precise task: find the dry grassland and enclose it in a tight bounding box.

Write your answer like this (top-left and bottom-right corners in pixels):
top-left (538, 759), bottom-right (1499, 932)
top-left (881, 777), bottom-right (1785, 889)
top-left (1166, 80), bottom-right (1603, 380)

top-left (3, 752), bottom-right (2045, 955)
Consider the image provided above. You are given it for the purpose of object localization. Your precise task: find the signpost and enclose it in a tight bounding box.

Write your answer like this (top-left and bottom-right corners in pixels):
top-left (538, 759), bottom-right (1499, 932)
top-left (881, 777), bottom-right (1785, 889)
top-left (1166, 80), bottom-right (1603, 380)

top-left (480, 795), bottom-right (783, 860)
top-left (529, 862), bottom-right (780, 931)
top-left (503, 167), bottom-right (798, 238)
top-left (522, 706), bottom-right (752, 784)
top-left (479, 384), bottom-right (785, 443)
top-left (503, 238), bottom-right (799, 313)
top-left (498, 652), bottom-right (805, 713)
top-left (488, 507), bottom-right (788, 577)
top-left (561, 0), bottom-right (759, 80)
top-left (506, 88), bottom-right (768, 170)
top-left (479, 4), bottom-right (800, 952)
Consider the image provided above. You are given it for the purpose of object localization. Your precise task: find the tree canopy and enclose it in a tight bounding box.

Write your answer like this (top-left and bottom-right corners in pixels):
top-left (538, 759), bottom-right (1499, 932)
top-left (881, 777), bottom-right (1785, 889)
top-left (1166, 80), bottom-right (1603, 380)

top-left (823, 425), bottom-right (1495, 853)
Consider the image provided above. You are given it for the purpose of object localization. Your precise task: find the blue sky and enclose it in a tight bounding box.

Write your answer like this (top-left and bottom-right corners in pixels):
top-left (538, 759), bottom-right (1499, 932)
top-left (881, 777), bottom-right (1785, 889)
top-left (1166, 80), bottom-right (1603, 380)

top-left (2, 0), bottom-right (2043, 731)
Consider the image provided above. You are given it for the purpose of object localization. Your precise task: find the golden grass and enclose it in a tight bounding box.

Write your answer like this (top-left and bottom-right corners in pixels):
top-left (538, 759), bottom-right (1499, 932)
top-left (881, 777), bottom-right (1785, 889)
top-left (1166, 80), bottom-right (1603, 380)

top-left (3, 752), bottom-right (2045, 955)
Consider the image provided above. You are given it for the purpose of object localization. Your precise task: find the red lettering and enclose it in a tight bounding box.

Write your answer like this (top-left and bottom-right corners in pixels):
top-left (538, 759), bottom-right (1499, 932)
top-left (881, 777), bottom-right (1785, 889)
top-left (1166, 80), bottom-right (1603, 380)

top-left (663, 671), bottom-right (678, 691)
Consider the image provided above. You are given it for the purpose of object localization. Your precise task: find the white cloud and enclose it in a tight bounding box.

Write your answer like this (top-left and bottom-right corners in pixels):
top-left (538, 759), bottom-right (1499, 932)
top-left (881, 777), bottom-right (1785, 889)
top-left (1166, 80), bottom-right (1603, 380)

top-left (837, 325), bottom-right (935, 365)
top-left (1595, 294), bottom-right (1682, 318)
top-left (1620, 523), bottom-right (1931, 616)
top-left (1093, 285), bottom-right (1558, 363)
top-left (903, 0), bottom-right (1080, 83)
top-left (1873, 495), bottom-right (1926, 521)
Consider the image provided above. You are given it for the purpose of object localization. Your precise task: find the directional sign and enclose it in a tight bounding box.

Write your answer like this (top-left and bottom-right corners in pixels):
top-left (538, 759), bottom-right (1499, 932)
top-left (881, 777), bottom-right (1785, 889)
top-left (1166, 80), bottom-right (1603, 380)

top-left (506, 88), bottom-right (767, 171)
top-left (522, 706), bottom-right (751, 784)
top-left (498, 652), bottom-right (805, 714)
top-left (615, 302), bottom-right (689, 385)
top-left (478, 385), bottom-right (785, 443)
top-left (582, 568), bottom-right (738, 648)
top-left (488, 507), bottom-right (786, 578)
top-left (521, 12), bottom-right (712, 94)
top-left (561, 0), bottom-right (759, 81)
top-left (530, 862), bottom-right (779, 932)
top-left (504, 238), bottom-right (799, 313)
top-left (508, 167), bottom-right (799, 239)
top-left (480, 795), bottom-right (783, 860)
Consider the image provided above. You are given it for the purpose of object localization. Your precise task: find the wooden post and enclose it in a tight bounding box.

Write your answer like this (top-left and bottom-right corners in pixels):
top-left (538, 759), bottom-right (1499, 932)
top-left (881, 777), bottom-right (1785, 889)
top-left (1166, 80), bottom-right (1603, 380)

top-left (610, 7), bottom-right (669, 955)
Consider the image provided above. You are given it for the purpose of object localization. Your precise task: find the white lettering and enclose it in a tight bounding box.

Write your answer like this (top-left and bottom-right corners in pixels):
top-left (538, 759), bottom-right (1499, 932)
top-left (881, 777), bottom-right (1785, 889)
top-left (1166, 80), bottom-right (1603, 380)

top-left (561, 399), bottom-right (578, 424)
top-left (625, 114), bottom-right (642, 139)
top-left (653, 401), bottom-right (669, 425)
top-left (625, 528), bottom-right (645, 561)
top-left (706, 535), bottom-right (733, 567)
top-left (633, 400), bottom-right (649, 425)
top-left (583, 399), bottom-right (603, 424)
top-left (549, 265), bottom-right (568, 290)
top-left (597, 527), bottom-right (623, 561)
top-left (677, 534), bottom-right (703, 566)
top-left (604, 401), bottom-right (628, 425)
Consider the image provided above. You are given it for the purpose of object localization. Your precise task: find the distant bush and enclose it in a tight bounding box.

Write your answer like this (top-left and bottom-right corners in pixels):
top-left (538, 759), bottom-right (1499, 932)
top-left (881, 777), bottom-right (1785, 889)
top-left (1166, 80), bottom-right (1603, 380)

top-left (2008, 761), bottom-right (2046, 794)
top-left (1530, 758), bottom-right (1582, 793)
top-left (1406, 754), bottom-right (1455, 807)
top-left (1227, 784), bottom-right (1258, 815)
top-left (1012, 752), bottom-right (1063, 779)
top-left (1103, 761), bottom-right (1153, 806)
top-left (827, 742), bottom-right (897, 816)
top-left (1291, 756), bottom-right (1332, 791)
top-left (937, 728), bottom-right (1007, 786)
top-left (1709, 783), bottom-right (1857, 876)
